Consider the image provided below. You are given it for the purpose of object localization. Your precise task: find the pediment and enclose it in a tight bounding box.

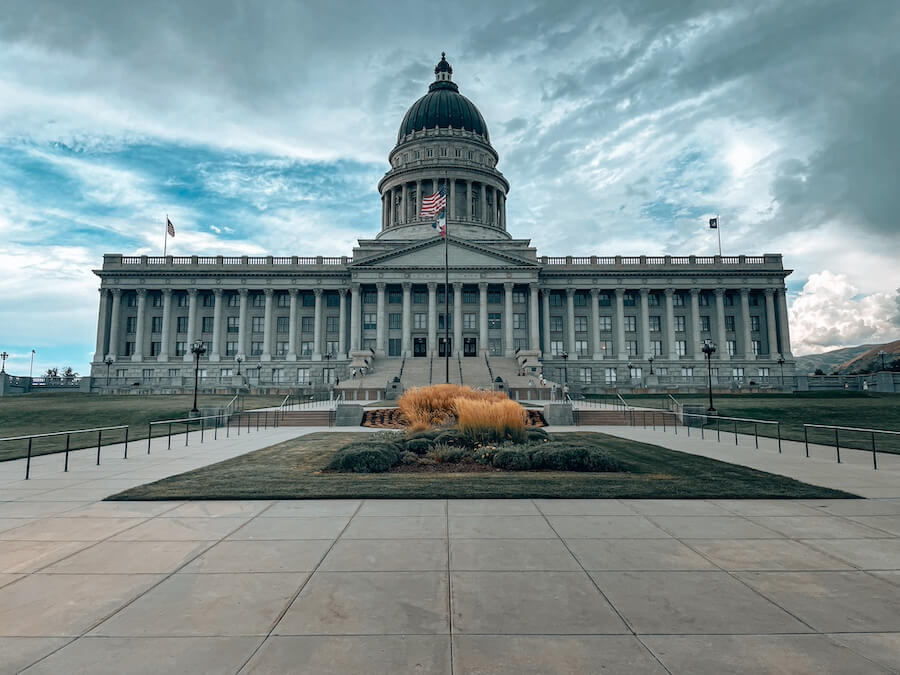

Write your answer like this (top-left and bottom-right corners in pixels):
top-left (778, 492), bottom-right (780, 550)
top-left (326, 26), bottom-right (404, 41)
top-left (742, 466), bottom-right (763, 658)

top-left (351, 237), bottom-right (539, 269)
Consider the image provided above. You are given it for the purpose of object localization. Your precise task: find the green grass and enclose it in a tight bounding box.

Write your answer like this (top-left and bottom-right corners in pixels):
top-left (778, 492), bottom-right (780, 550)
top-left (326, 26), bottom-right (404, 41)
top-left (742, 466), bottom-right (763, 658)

top-left (108, 431), bottom-right (854, 501)
top-left (0, 393), bottom-right (283, 462)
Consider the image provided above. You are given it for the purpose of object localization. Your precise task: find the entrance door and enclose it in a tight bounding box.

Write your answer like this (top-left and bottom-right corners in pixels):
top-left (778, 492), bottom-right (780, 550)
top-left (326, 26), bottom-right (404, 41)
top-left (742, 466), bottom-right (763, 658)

top-left (413, 337), bottom-right (427, 357)
top-left (438, 337), bottom-right (452, 357)
top-left (463, 337), bottom-right (477, 357)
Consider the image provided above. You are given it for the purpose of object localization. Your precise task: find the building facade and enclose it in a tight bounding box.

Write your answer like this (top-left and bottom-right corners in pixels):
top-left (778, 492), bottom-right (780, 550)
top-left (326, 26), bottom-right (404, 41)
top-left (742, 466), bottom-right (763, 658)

top-left (90, 55), bottom-right (794, 391)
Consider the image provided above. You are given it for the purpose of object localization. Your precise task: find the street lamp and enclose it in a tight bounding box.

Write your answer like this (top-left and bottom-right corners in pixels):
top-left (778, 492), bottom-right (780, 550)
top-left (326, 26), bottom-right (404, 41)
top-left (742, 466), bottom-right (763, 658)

top-left (702, 339), bottom-right (717, 414)
top-left (878, 350), bottom-right (887, 371)
top-left (235, 354), bottom-right (243, 375)
top-left (255, 363), bottom-right (262, 384)
top-left (104, 356), bottom-right (114, 386)
top-left (648, 355), bottom-right (655, 375)
top-left (0, 351), bottom-right (7, 374)
top-left (190, 340), bottom-right (207, 413)
top-left (560, 351), bottom-right (568, 385)
top-left (777, 355), bottom-right (785, 387)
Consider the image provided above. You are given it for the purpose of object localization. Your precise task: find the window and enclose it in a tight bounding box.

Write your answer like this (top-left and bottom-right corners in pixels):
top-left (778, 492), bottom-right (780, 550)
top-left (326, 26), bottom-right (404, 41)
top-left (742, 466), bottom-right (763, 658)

top-left (752, 340), bottom-right (761, 356)
top-left (700, 316), bottom-right (711, 332)
top-left (629, 366), bottom-right (642, 380)
top-left (513, 313), bottom-right (526, 330)
top-left (388, 289), bottom-right (402, 304)
top-left (624, 316), bottom-right (636, 332)
top-left (651, 340), bottom-right (663, 356)
top-left (326, 316), bottom-right (339, 333)
top-left (579, 367), bottom-right (592, 383)
top-left (227, 294), bottom-right (239, 307)
top-left (126, 316), bottom-right (137, 333)
top-left (488, 290), bottom-right (502, 304)
top-left (276, 341), bottom-right (288, 356)
top-left (598, 340), bottom-right (613, 356)
top-left (301, 316), bottom-right (314, 333)
top-left (724, 294), bottom-right (734, 307)
top-left (150, 293), bottom-right (162, 308)
top-left (362, 338), bottom-right (375, 350)
top-left (175, 342), bottom-right (186, 356)
top-left (623, 293), bottom-right (636, 307)
top-left (598, 293), bottom-right (611, 306)
top-left (599, 316), bottom-right (612, 331)
top-left (463, 313), bottom-right (477, 330)
top-left (732, 367), bottom-right (745, 379)
top-left (363, 291), bottom-right (377, 304)
top-left (150, 341), bottom-right (160, 356)
top-left (302, 293), bottom-right (315, 307)
top-left (575, 316), bottom-right (588, 332)
top-left (751, 316), bottom-right (760, 332)
top-left (227, 317), bottom-right (239, 333)
top-left (648, 293), bottom-right (660, 307)
top-left (175, 293), bottom-right (187, 308)
top-left (605, 368), bottom-right (617, 384)
top-left (297, 368), bottom-right (310, 384)
top-left (550, 316), bottom-right (563, 332)
top-left (219, 368), bottom-right (232, 377)
top-left (749, 294), bottom-right (759, 306)
top-left (675, 340), bottom-right (687, 357)
top-left (673, 293), bottom-right (685, 307)
top-left (574, 293), bottom-right (587, 307)
top-left (251, 341), bottom-right (263, 356)
top-left (326, 293), bottom-right (340, 307)
top-left (364, 313), bottom-right (377, 330)
top-left (300, 341), bottom-right (313, 356)
top-left (276, 316), bottom-right (289, 333)
top-left (426, 148), bottom-right (433, 157)
top-left (142, 368), bottom-right (154, 379)
top-left (388, 338), bottom-right (402, 356)
top-left (168, 368), bottom-right (180, 377)
top-left (413, 313), bottom-right (426, 330)
top-left (438, 314), bottom-right (452, 330)
top-left (176, 316), bottom-right (188, 333)
top-left (726, 340), bottom-right (736, 356)
top-left (463, 289), bottom-right (478, 303)
top-left (325, 340), bottom-right (338, 355)
top-left (675, 316), bottom-right (686, 332)
top-left (549, 293), bottom-right (562, 307)
top-left (124, 342), bottom-right (135, 356)
top-left (649, 316), bottom-right (661, 332)
top-left (389, 313), bottom-right (402, 330)
top-left (226, 341), bottom-right (237, 356)
top-left (698, 293), bottom-right (710, 307)
top-left (252, 316), bottom-right (265, 333)
top-left (725, 316), bottom-right (736, 332)
top-left (201, 316), bottom-right (214, 333)
top-left (488, 338), bottom-right (502, 355)
top-left (514, 337), bottom-right (528, 350)
top-left (656, 367), bottom-right (668, 375)
top-left (440, 147), bottom-right (448, 157)
top-left (681, 367), bottom-right (694, 377)
top-left (252, 294), bottom-right (265, 308)
top-left (626, 340), bottom-right (638, 357)
top-left (575, 340), bottom-right (589, 356)
top-left (550, 340), bottom-right (564, 356)
top-left (513, 291), bottom-right (526, 304)
top-left (758, 367), bottom-right (770, 377)
top-left (276, 293), bottom-right (289, 307)
top-left (488, 313), bottom-right (501, 329)
top-left (413, 290), bottom-right (427, 304)
top-left (271, 368), bottom-right (285, 383)
top-left (202, 294), bottom-right (214, 307)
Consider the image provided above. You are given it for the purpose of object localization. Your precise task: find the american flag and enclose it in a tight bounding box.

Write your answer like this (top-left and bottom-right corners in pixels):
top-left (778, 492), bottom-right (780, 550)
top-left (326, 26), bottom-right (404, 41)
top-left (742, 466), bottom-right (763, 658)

top-left (166, 217), bottom-right (175, 237)
top-left (421, 183), bottom-right (447, 219)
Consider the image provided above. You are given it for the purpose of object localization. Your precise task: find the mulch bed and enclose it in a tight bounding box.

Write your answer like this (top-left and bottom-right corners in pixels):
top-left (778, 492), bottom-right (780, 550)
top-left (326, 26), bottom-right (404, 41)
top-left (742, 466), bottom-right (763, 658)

top-left (391, 462), bottom-right (497, 473)
top-left (361, 408), bottom-right (547, 428)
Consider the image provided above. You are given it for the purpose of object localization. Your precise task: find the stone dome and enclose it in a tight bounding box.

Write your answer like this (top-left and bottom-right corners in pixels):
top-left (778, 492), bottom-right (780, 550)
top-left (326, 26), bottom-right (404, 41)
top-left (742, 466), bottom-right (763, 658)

top-left (397, 55), bottom-right (489, 143)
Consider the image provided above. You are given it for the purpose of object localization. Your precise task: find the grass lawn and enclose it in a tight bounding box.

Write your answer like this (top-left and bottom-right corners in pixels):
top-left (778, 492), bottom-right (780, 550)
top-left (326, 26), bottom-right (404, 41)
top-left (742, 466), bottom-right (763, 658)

top-left (109, 431), bottom-right (853, 501)
top-left (0, 393), bottom-right (283, 462)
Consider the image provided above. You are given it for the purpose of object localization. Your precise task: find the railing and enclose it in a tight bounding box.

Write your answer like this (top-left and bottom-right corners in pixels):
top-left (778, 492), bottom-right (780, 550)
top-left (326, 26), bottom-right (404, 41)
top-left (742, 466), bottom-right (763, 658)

top-left (147, 409), bottom-right (279, 453)
top-left (537, 254), bottom-right (781, 267)
top-left (1, 425), bottom-right (129, 479)
top-left (484, 353), bottom-right (494, 382)
top-left (803, 424), bottom-right (900, 470)
top-left (616, 393), bottom-right (631, 411)
top-left (112, 255), bottom-right (352, 266)
top-left (626, 409), bottom-right (782, 451)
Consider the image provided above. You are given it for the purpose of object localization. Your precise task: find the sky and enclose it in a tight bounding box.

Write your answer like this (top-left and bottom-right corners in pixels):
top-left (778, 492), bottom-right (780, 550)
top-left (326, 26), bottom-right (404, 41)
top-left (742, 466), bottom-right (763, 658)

top-left (1, 0), bottom-right (899, 376)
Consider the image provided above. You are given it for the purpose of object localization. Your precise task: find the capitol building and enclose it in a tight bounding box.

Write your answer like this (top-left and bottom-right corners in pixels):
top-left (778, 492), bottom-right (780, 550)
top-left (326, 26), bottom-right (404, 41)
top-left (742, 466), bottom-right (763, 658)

top-left (89, 55), bottom-right (795, 395)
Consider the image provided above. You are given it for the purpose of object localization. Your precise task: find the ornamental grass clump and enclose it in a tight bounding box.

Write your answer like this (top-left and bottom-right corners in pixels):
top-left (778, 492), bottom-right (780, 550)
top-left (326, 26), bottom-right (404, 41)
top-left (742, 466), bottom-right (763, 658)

top-left (398, 384), bottom-right (509, 432)
top-left (455, 397), bottom-right (528, 445)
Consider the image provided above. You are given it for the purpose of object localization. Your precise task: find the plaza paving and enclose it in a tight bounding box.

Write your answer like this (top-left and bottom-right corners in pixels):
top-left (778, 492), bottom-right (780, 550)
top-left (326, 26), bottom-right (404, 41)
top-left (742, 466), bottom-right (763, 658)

top-left (1, 427), bottom-right (900, 673)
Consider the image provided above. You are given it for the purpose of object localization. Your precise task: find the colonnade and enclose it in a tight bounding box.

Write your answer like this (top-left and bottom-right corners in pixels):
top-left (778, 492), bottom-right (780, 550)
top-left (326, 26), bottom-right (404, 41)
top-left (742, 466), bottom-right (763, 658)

top-left (381, 178), bottom-right (506, 229)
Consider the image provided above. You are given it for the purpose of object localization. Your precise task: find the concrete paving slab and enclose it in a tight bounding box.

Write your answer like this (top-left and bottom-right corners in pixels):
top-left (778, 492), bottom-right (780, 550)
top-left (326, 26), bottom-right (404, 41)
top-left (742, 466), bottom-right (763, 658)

top-left (56, 502), bottom-right (181, 518)
top-left (451, 571), bottom-right (628, 634)
top-left (684, 539), bottom-right (853, 571)
top-left (0, 516), bottom-right (145, 541)
top-left (319, 539), bottom-right (448, 571)
top-left (452, 635), bottom-right (667, 674)
top-left (276, 571), bottom-right (449, 635)
top-left (829, 633), bottom-right (900, 672)
top-left (649, 515), bottom-right (785, 539)
top-left (163, 501), bottom-right (273, 518)
top-left (750, 515), bottom-right (893, 539)
top-left (548, 515), bottom-right (670, 539)
top-left (43, 540), bottom-right (210, 574)
top-left (805, 500), bottom-right (900, 516)
top-left (355, 499), bottom-right (446, 516)
top-left (183, 539), bottom-right (333, 573)
top-left (0, 637), bottom-right (68, 675)
top-left (450, 539), bottom-right (581, 571)
top-left (262, 500), bottom-right (360, 517)
top-left (111, 516), bottom-right (250, 541)
top-left (239, 635), bottom-right (451, 674)
top-left (591, 571), bottom-right (811, 634)
top-left (90, 572), bottom-right (307, 636)
top-left (20, 636), bottom-right (263, 675)
top-left (624, 500), bottom-right (733, 516)
top-left (447, 499), bottom-right (540, 515)
top-left (341, 515), bottom-right (447, 539)
top-left (0, 518), bottom-right (34, 533)
top-left (532, 498), bottom-right (637, 516)
top-left (566, 538), bottom-right (717, 571)
top-left (0, 540), bottom-right (93, 573)
top-left (0, 574), bottom-right (23, 589)
top-left (0, 502), bottom-right (89, 518)
top-left (644, 634), bottom-right (891, 674)
top-left (0, 573), bottom-right (163, 636)
top-left (449, 515), bottom-right (558, 539)
top-left (845, 515), bottom-right (900, 536)
top-left (737, 571), bottom-right (900, 632)
top-left (228, 516), bottom-right (350, 540)
top-left (801, 538), bottom-right (900, 569)
top-left (712, 500), bottom-right (824, 516)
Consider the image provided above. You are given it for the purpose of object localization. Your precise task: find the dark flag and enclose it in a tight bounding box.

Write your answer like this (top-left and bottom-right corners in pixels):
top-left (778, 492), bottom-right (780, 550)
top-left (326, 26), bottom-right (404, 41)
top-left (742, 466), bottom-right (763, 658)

top-left (709, 217), bottom-right (718, 229)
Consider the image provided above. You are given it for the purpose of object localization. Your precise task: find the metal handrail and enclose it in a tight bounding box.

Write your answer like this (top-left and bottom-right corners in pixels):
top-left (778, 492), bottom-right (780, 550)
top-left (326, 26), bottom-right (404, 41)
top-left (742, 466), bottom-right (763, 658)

top-left (616, 393), bottom-right (631, 410)
top-left (627, 408), bottom-right (782, 451)
top-left (0, 425), bottom-right (128, 442)
top-left (803, 423), bottom-right (899, 469)
top-left (1, 424), bottom-right (130, 480)
top-left (804, 423), bottom-right (900, 436)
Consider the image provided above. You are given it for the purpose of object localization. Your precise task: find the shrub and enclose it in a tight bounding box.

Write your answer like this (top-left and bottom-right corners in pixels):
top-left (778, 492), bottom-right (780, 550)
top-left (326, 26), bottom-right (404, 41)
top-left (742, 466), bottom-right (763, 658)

top-left (398, 384), bottom-right (509, 432)
top-left (428, 443), bottom-right (471, 464)
top-left (434, 429), bottom-right (466, 446)
top-left (529, 442), bottom-right (624, 472)
top-left (492, 448), bottom-right (533, 471)
top-left (456, 397), bottom-right (527, 445)
top-left (326, 443), bottom-right (399, 473)
top-left (405, 437), bottom-right (433, 455)
top-left (526, 428), bottom-right (550, 443)
top-left (400, 451), bottom-right (419, 465)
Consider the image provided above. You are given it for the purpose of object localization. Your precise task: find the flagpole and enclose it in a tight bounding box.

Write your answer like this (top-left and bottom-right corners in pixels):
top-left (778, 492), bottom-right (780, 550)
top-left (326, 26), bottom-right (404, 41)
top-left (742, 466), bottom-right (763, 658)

top-left (163, 214), bottom-right (169, 256)
top-left (716, 213), bottom-right (722, 256)
top-left (444, 176), bottom-right (450, 384)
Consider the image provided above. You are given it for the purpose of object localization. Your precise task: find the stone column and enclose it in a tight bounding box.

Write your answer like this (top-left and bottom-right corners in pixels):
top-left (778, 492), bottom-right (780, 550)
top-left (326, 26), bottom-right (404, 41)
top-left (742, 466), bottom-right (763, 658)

top-left (764, 288), bottom-right (778, 357)
top-left (107, 289), bottom-right (122, 360)
top-left (401, 282), bottom-right (412, 356)
top-left (529, 283), bottom-right (540, 351)
top-left (614, 289), bottom-right (626, 360)
top-left (338, 288), bottom-right (347, 359)
top-left (386, 190), bottom-right (393, 227)
top-left (312, 288), bottom-right (323, 360)
top-left (183, 288), bottom-right (198, 362)
top-left (401, 183), bottom-right (408, 224)
top-left (479, 282), bottom-right (488, 354)
top-left (541, 288), bottom-right (551, 355)
top-left (93, 289), bottom-right (109, 362)
top-left (453, 282), bottom-right (463, 357)
top-left (639, 289), bottom-right (650, 360)
top-left (427, 282), bottom-right (437, 356)
top-left (715, 289), bottom-right (729, 360)
top-left (415, 180), bottom-right (422, 219)
top-left (448, 178), bottom-right (454, 220)
top-left (375, 282), bottom-right (386, 356)
top-left (591, 289), bottom-right (602, 360)
top-left (665, 288), bottom-right (676, 360)
top-left (504, 282), bottom-right (514, 356)
top-left (132, 289), bottom-right (147, 362)
top-left (261, 289), bottom-right (274, 361)
top-left (350, 284), bottom-right (360, 351)
top-left (238, 289), bottom-right (249, 357)
top-left (740, 288), bottom-right (754, 360)
top-left (480, 183), bottom-right (487, 223)
top-left (287, 289), bottom-right (298, 360)
top-left (776, 288), bottom-right (793, 358)
top-left (690, 289), bottom-right (702, 360)
top-left (566, 288), bottom-right (576, 357)
top-left (499, 192), bottom-right (506, 229)
top-left (209, 289), bottom-right (222, 362)
top-left (466, 180), bottom-right (473, 221)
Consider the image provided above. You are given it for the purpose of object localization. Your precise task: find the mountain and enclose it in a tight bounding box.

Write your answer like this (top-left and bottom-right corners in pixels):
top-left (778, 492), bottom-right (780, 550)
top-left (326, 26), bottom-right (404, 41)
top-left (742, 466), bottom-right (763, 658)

top-left (794, 345), bottom-right (876, 375)
top-left (834, 339), bottom-right (900, 374)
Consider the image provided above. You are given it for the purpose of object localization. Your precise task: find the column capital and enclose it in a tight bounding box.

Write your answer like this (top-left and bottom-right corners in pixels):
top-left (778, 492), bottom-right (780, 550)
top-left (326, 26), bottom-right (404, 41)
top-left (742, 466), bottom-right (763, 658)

top-left (313, 287), bottom-right (323, 297)
top-left (504, 281), bottom-right (514, 291)
top-left (590, 287), bottom-right (599, 297)
top-left (338, 288), bottom-right (347, 297)
top-left (664, 288), bottom-right (674, 297)
top-left (351, 283), bottom-right (361, 293)
top-left (614, 288), bottom-right (625, 297)
top-left (212, 288), bottom-right (222, 297)
top-left (739, 287), bottom-right (750, 297)
top-left (263, 288), bottom-right (274, 297)
top-left (239, 288), bottom-right (249, 297)
top-left (376, 282), bottom-right (386, 291)
top-left (478, 281), bottom-right (488, 291)
top-left (187, 288), bottom-right (198, 297)
top-left (566, 287), bottom-right (575, 297)
top-left (714, 288), bottom-right (725, 297)
top-left (288, 288), bottom-right (298, 297)
top-left (427, 282), bottom-right (437, 291)
top-left (639, 288), bottom-right (649, 297)
top-left (402, 282), bottom-right (411, 291)
top-left (690, 288), bottom-right (700, 296)
top-left (764, 287), bottom-right (775, 297)
top-left (111, 288), bottom-right (122, 297)
top-left (135, 288), bottom-right (146, 297)
top-left (453, 282), bottom-right (463, 291)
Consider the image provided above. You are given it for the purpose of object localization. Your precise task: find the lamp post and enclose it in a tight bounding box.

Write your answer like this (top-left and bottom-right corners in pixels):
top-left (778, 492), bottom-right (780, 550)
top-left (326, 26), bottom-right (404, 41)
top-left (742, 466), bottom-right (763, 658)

top-left (648, 355), bottom-right (655, 375)
top-left (235, 354), bottom-right (243, 375)
top-left (0, 351), bottom-right (7, 374)
top-left (255, 363), bottom-right (262, 384)
top-left (29, 349), bottom-right (35, 378)
top-left (104, 356), bottom-right (114, 386)
top-left (702, 339), bottom-right (717, 414)
top-left (777, 355), bottom-right (785, 387)
top-left (560, 351), bottom-right (568, 385)
top-left (878, 350), bottom-right (887, 371)
top-left (324, 352), bottom-right (333, 385)
top-left (190, 340), bottom-right (207, 413)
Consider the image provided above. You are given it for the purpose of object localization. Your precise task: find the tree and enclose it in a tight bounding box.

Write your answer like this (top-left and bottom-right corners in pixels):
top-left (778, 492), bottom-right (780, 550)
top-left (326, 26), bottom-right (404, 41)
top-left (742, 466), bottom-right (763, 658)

top-left (814, 368), bottom-right (825, 375)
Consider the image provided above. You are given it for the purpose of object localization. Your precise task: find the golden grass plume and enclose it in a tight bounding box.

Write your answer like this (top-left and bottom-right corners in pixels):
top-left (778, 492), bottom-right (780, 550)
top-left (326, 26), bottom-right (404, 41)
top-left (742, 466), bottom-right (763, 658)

top-left (397, 384), bottom-right (508, 432)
